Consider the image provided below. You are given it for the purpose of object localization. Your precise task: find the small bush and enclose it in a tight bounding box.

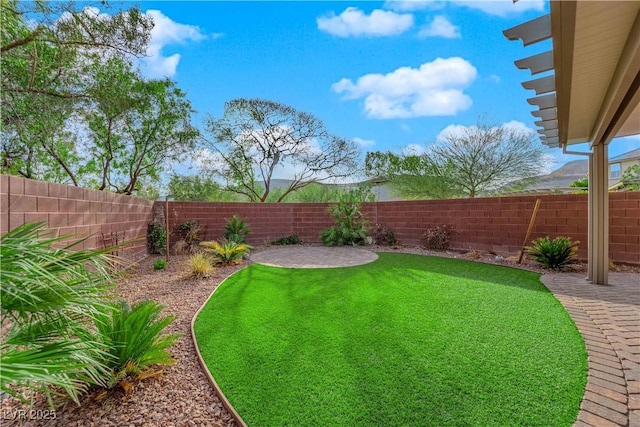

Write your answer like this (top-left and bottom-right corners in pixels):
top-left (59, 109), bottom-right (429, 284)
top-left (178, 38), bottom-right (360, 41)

top-left (173, 220), bottom-right (202, 255)
top-left (153, 259), bottom-right (166, 270)
top-left (91, 300), bottom-right (179, 391)
top-left (201, 240), bottom-right (252, 266)
top-left (525, 236), bottom-right (579, 270)
top-left (186, 253), bottom-right (214, 278)
top-left (320, 190), bottom-right (370, 247)
top-left (373, 224), bottom-right (398, 246)
top-left (422, 225), bottom-right (456, 251)
top-left (147, 222), bottom-right (166, 255)
top-left (272, 235), bottom-right (302, 245)
top-left (223, 215), bottom-right (251, 244)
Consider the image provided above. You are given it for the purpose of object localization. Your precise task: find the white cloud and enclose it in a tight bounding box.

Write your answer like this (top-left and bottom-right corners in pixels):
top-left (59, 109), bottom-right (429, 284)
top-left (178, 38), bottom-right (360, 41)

top-left (400, 123), bottom-right (411, 132)
top-left (353, 137), bottom-right (376, 148)
top-left (454, 0), bottom-right (545, 17)
top-left (317, 7), bottom-right (413, 37)
top-left (418, 16), bottom-right (460, 39)
top-left (385, 0), bottom-right (545, 16)
top-left (384, 1), bottom-right (442, 12)
top-left (332, 57), bottom-right (477, 119)
top-left (141, 10), bottom-right (208, 78)
top-left (487, 74), bottom-right (501, 84)
top-left (502, 120), bottom-right (536, 136)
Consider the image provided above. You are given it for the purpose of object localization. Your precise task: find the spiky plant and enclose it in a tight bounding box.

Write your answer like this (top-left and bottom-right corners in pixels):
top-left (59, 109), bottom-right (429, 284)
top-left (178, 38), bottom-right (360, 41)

top-left (200, 240), bottom-right (252, 265)
top-left (525, 236), bottom-right (580, 270)
top-left (0, 222), bottom-right (117, 404)
top-left (186, 252), bottom-right (214, 277)
top-left (223, 215), bottom-right (251, 244)
top-left (91, 300), bottom-right (179, 390)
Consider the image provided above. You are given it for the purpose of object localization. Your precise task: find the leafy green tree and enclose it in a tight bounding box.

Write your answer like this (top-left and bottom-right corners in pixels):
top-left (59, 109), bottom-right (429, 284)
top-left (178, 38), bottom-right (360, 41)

top-left (203, 98), bottom-right (361, 202)
top-left (1, 1), bottom-right (153, 184)
top-left (168, 175), bottom-right (240, 201)
top-left (365, 151), bottom-right (461, 200)
top-left (84, 56), bottom-right (198, 195)
top-left (620, 164), bottom-right (640, 191)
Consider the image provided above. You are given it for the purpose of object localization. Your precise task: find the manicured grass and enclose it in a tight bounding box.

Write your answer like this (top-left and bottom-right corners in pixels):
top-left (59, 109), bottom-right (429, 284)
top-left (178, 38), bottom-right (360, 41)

top-left (194, 253), bottom-right (586, 426)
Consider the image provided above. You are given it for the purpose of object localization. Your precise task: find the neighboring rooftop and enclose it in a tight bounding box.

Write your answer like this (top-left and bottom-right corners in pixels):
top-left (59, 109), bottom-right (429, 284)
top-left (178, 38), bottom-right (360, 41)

top-left (609, 148), bottom-right (640, 163)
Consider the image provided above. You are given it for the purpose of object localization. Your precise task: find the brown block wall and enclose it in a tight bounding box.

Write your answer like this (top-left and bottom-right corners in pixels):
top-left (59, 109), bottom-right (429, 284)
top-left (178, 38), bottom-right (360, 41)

top-left (165, 192), bottom-right (640, 265)
top-left (1, 175), bottom-right (154, 260)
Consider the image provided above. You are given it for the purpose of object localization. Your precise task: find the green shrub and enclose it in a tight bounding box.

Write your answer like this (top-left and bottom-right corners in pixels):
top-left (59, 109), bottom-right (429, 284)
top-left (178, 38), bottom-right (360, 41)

top-left (147, 221), bottom-right (166, 255)
top-left (621, 164), bottom-right (640, 191)
top-left (153, 258), bottom-right (167, 270)
top-left (373, 224), bottom-right (398, 246)
top-left (272, 235), bottom-right (302, 245)
top-left (201, 240), bottom-right (252, 266)
top-left (320, 190), bottom-right (370, 247)
top-left (525, 236), bottom-right (579, 270)
top-left (186, 252), bottom-right (214, 278)
top-left (0, 222), bottom-right (116, 404)
top-left (91, 300), bottom-right (179, 390)
top-left (422, 225), bottom-right (456, 250)
top-left (223, 215), bottom-right (251, 244)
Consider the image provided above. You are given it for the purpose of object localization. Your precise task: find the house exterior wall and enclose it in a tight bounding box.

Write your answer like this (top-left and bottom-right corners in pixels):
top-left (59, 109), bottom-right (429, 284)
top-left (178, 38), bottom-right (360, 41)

top-left (609, 157), bottom-right (640, 186)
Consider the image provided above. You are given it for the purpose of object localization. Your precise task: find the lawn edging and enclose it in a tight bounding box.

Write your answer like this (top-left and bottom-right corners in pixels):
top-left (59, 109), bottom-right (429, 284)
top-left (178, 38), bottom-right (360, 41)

top-left (190, 269), bottom-right (248, 427)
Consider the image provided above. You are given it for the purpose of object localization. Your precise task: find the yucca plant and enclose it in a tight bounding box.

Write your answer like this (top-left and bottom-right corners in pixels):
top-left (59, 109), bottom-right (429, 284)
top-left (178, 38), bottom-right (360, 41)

top-left (91, 300), bottom-right (179, 391)
top-left (201, 240), bottom-right (252, 265)
top-left (223, 215), bottom-right (251, 244)
top-left (186, 252), bottom-right (214, 277)
top-left (0, 222), bottom-right (117, 404)
top-left (525, 236), bottom-right (580, 270)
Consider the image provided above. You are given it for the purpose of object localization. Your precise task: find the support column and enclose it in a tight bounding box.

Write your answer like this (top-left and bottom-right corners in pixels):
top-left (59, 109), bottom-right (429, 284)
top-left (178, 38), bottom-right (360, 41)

top-left (588, 144), bottom-right (609, 285)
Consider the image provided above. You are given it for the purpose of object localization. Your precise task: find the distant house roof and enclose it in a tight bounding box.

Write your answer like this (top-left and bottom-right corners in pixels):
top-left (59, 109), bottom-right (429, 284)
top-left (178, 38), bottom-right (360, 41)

top-left (609, 148), bottom-right (640, 163)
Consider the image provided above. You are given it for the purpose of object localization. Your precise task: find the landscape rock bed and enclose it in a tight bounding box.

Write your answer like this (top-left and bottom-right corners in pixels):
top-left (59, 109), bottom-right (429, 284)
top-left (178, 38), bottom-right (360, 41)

top-left (0, 251), bottom-right (267, 427)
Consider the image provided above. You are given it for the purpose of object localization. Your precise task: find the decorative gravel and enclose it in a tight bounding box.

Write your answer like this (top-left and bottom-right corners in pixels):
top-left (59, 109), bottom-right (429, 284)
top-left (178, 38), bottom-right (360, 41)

top-left (1, 253), bottom-right (260, 427)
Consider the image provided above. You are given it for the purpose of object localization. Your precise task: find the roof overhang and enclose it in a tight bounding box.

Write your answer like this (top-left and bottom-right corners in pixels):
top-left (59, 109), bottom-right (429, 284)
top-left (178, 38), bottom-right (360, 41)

top-left (504, 1), bottom-right (640, 149)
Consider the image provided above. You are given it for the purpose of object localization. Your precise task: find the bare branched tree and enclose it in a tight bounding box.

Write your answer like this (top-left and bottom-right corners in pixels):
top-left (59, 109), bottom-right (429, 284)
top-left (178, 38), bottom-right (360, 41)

top-left (432, 121), bottom-right (548, 197)
top-left (203, 98), bottom-right (361, 202)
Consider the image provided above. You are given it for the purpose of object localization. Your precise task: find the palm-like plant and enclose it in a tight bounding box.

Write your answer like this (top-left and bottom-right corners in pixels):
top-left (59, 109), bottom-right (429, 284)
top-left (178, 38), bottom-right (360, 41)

top-left (0, 222), bottom-right (117, 404)
top-left (201, 240), bottom-right (252, 265)
top-left (223, 215), bottom-right (251, 243)
top-left (91, 300), bottom-right (179, 390)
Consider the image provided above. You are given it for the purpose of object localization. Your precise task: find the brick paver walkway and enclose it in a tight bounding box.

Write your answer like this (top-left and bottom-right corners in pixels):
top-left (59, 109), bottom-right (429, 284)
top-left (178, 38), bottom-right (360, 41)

top-left (541, 273), bottom-right (640, 427)
top-left (249, 246), bottom-right (378, 268)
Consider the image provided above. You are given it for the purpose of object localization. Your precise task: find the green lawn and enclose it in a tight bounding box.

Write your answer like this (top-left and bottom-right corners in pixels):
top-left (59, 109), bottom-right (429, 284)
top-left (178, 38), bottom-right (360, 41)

top-left (194, 253), bottom-right (586, 427)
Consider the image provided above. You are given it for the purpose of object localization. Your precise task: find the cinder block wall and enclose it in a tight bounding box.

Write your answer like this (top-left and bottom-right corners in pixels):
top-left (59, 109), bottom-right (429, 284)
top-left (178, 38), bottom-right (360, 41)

top-left (1, 175), bottom-right (154, 260)
top-left (165, 192), bottom-right (640, 264)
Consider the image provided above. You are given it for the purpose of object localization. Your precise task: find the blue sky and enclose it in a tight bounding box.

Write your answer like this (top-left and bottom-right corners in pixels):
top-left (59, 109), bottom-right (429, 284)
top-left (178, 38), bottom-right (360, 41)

top-left (121, 0), bottom-right (638, 178)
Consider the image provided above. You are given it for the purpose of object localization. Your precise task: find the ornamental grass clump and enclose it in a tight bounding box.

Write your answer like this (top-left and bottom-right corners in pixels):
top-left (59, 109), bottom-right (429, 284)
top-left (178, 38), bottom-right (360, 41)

top-left (186, 252), bottom-right (214, 278)
top-left (525, 236), bottom-right (579, 270)
top-left (201, 240), bottom-right (252, 266)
